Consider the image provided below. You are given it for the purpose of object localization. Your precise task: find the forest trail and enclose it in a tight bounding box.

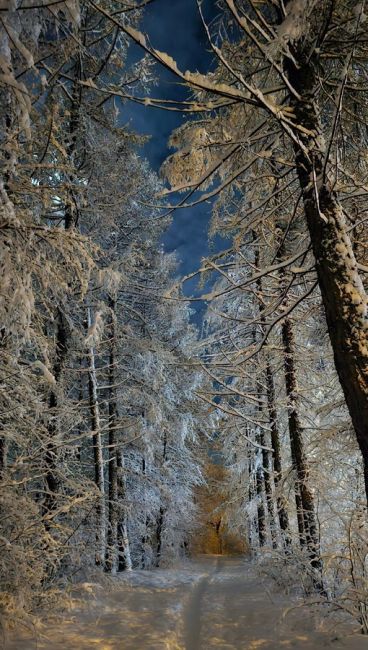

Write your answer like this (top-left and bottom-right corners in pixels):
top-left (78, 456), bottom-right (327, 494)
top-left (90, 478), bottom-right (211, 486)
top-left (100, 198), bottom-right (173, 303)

top-left (6, 556), bottom-right (367, 650)
top-left (183, 556), bottom-right (222, 649)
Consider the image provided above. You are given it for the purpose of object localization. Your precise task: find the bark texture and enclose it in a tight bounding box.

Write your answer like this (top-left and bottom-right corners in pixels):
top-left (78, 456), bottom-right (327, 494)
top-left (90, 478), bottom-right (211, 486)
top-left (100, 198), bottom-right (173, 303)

top-left (156, 431), bottom-right (167, 566)
top-left (281, 317), bottom-right (316, 545)
top-left (265, 357), bottom-right (291, 546)
top-left (281, 315), bottom-right (324, 590)
top-left (117, 448), bottom-right (132, 571)
top-left (106, 301), bottom-right (118, 574)
top-left (256, 448), bottom-right (267, 547)
top-left (43, 309), bottom-right (68, 521)
top-left (285, 39), bottom-right (368, 503)
top-left (87, 307), bottom-right (106, 566)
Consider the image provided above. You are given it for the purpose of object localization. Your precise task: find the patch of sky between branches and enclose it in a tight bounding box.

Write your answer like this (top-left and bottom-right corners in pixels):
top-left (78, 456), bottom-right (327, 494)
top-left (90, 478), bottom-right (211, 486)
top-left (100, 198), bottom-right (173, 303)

top-left (120, 1), bottom-right (230, 325)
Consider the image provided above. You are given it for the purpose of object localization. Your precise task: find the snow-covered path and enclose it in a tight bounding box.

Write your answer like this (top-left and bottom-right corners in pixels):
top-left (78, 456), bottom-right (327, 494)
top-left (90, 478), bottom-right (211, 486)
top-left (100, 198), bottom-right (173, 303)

top-left (7, 556), bottom-right (367, 649)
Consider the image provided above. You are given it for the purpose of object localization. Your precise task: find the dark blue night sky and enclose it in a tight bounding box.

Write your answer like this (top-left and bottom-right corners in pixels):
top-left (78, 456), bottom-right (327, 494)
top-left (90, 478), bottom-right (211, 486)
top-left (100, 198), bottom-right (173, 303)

top-left (123, 0), bottom-right (227, 318)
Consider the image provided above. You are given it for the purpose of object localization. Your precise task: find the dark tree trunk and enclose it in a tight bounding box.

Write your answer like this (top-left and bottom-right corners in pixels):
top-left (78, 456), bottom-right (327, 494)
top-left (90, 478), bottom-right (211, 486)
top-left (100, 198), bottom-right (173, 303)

top-left (260, 430), bottom-right (278, 550)
top-left (256, 449), bottom-right (267, 547)
top-left (106, 300), bottom-right (118, 574)
top-left (276, 239), bottom-right (319, 562)
top-left (64, 60), bottom-right (82, 230)
top-left (281, 317), bottom-right (308, 549)
top-left (156, 506), bottom-right (165, 566)
top-left (265, 357), bottom-right (291, 546)
top-left (43, 309), bottom-right (68, 523)
top-left (281, 315), bottom-right (324, 589)
top-left (255, 252), bottom-right (284, 549)
top-left (0, 331), bottom-right (9, 476)
top-left (248, 450), bottom-right (256, 548)
top-left (253, 363), bottom-right (267, 548)
top-left (42, 71), bottom-right (80, 523)
top-left (255, 375), bottom-right (272, 548)
top-left (285, 41), bottom-right (368, 504)
top-left (76, 375), bottom-right (84, 462)
top-left (156, 431), bottom-right (167, 566)
top-left (4, 110), bottom-right (13, 194)
top-left (141, 455), bottom-right (149, 568)
top-left (0, 436), bottom-right (6, 477)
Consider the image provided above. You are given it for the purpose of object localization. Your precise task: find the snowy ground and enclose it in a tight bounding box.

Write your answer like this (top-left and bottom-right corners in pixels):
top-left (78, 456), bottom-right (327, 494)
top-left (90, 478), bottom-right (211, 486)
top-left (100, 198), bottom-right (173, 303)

top-left (6, 556), bottom-right (367, 649)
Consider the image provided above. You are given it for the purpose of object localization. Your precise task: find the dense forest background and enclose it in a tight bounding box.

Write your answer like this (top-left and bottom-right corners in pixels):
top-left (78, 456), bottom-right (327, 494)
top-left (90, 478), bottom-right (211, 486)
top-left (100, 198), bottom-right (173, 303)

top-left (1, 0), bottom-right (368, 639)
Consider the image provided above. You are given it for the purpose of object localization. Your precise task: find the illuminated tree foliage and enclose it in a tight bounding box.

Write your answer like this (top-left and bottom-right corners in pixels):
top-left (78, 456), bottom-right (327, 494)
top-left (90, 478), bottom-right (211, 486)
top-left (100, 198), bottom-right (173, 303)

top-left (1, 0), bottom-right (368, 637)
top-left (0, 0), bottom-right (209, 623)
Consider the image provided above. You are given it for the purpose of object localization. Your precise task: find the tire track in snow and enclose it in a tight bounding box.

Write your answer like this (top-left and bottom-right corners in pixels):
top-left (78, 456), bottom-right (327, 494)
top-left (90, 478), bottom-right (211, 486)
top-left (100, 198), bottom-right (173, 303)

top-left (183, 557), bottom-right (220, 650)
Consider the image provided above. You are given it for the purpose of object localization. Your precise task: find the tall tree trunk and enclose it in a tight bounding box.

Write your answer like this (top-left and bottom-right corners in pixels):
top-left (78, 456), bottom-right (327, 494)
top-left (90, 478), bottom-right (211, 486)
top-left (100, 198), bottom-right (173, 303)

top-left (141, 455), bottom-right (150, 568)
top-left (281, 317), bottom-right (309, 547)
top-left (285, 41), bottom-right (368, 503)
top-left (255, 249), bottom-right (283, 549)
top-left (156, 430), bottom-right (167, 566)
top-left (265, 356), bottom-right (291, 547)
top-left (156, 506), bottom-right (165, 567)
top-left (255, 446), bottom-right (267, 547)
top-left (64, 66), bottom-right (82, 230)
top-left (281, 315), bottom-right (324, 590)
top-left (87, 307), bottom-right (106, 567)
top-left (42, 69), bottom-right (80, 521)
top-left (0, 436), bottom-right (7, 477)
top-left (260, 430), bottom-right (278, 550)
top-left (276, 241), bottom-right (318, 559)
top-left (106, 300), bottom-right (118, 574)
top-left (250, 260), bottom-right (267, 548)
top-left (117, 448), bottom-right (132, 571)
top-left (0, 333), bottom-right (9, 478)
top-left (43, 308), bottom-right (68, 523)
top-left (254, 370), bottom-right (268, 548)
top-left (254, 393), bottom-right (277, 549)
top-left (248, 447), bottom-right (256, 549)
